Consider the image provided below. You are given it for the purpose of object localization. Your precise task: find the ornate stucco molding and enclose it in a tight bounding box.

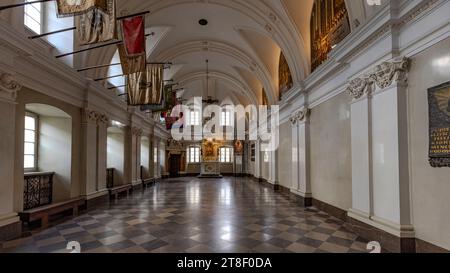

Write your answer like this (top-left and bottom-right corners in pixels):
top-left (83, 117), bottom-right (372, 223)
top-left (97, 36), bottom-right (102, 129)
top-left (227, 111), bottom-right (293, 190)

top-left (290, 108), bottom-right (310, 125)
top-left (83, 109), bottom-right (108, 125)
top-left (347, 57), bottom-right (410, 100)
top-left (131, 126), bottom-right (143, 137)
top-left (0, 72), bottom-right (22, 102)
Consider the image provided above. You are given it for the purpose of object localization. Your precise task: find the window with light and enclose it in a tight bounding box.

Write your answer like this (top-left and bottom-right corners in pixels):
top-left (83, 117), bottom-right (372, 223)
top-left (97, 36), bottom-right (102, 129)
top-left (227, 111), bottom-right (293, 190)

top-left (154, 147), bottom-right (158, 163)
top-left (219, 147), bottom-right (233, 163)
top-left (221, 111), bottom-right (231, 126)
top-left (264, 151), bottom-right (270, 163)
top-left (24, 0), bottom-right (42, 34)
top-left (188, 147), bottom-right (200, 163)
top-left (24, 113), bottom-right (38, 170)
top-left (188, 110), bottom-right (200, 126)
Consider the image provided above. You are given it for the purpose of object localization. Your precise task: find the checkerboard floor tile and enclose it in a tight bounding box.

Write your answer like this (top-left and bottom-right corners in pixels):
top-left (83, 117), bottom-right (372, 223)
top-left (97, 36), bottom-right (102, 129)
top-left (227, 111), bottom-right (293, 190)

top-left (0, 177), bottom-right (370, 253)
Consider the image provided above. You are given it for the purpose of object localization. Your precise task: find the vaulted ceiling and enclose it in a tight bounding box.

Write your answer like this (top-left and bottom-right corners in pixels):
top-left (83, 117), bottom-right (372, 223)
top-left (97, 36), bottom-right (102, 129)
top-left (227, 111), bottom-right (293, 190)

top-left (83, 0), bottom-right (378, 107)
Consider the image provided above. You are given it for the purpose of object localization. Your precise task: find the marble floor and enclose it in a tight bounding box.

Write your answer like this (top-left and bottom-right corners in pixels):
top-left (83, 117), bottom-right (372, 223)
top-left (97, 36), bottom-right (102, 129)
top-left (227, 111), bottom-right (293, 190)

top-left (0, 177), bottom-right (369, 253)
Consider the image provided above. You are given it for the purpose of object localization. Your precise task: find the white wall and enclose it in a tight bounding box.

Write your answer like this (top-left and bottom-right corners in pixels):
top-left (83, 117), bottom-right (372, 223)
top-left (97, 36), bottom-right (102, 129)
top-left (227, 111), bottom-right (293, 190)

top-left (310, 92), bottom-right (352, 210)
top-left (107, 130), bottom-right (125, 185)
top-left (408, 37), bottom-right (450, 249)
top-left (38, 116), bottom-right (72, 202)
top-left (42, 2), bottom-right (74, 67)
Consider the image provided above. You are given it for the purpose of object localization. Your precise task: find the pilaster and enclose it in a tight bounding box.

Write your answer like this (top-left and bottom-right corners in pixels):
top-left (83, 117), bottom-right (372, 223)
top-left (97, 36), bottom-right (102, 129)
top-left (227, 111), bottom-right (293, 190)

top-left (0, 70), bottom-right (22, 241)
top-left (347, 57), bottom-right (415, 252)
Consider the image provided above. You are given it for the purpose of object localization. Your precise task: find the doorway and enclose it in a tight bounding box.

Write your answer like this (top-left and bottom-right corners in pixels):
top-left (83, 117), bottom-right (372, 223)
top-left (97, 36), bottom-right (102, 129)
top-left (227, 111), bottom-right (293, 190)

top-left (169, 154), bottom-right (181, 177)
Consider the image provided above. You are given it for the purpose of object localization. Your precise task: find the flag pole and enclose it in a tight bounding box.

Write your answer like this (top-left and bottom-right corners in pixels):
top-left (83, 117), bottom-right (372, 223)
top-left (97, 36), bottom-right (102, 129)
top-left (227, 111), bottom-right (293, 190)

top-left (77, 62), bottom-right (172, 72)
top-left (56, 32), bottom-right (154, 58)
top-left (29, 26), bottom-right (76, 39)
top-left (0, 0), bottom-right (53, 11)
top-left (28, 11), bottom-right (151, 40)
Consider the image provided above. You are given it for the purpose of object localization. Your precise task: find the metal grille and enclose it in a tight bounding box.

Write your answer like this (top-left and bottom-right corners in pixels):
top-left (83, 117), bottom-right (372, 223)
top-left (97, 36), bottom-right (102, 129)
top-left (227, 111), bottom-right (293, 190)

top-left (107, 168), bottom-right (114, 189)
top-left (23, 172), bottom-right (54, 210)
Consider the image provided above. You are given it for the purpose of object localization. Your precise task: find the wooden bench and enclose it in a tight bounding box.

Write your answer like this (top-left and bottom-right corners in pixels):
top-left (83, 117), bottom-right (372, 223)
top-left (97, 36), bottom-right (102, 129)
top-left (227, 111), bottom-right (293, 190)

top-left (19, 197), bottom-right (86, 228)
top-left (142, 178), bottom-right (154, 188)
top-left (108, 184), bottom-right (133, 200)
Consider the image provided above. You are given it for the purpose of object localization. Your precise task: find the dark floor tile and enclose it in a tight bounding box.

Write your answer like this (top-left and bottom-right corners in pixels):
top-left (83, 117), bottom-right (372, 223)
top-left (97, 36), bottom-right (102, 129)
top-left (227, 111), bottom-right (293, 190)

top-left (297, 237), bottom-right (324, 248)
top-left (267, 237), bottom-right (292, 248)
top-left (313, 227), bottom-right (336, 235)
top-left (140, 239), bottom-right (169, 251)
top-left (326, 236), bottom-right (354, 248)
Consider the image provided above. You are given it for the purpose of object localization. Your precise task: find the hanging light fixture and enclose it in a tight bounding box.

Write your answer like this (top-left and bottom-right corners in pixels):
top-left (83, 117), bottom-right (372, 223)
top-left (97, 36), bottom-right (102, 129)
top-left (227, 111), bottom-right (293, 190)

top-left (202, 59), bottom-right (219, 104)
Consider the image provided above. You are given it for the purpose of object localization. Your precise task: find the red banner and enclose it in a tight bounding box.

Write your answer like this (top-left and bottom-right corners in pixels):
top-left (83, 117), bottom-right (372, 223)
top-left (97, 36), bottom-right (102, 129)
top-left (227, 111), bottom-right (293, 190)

top-left (121, 15), bottom-right (146, 57)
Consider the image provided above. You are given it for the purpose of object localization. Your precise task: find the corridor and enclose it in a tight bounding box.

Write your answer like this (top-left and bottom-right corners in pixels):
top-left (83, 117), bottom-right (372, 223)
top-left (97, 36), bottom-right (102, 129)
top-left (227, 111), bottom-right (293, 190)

top-left (1, 178), bottom-right (368, 253)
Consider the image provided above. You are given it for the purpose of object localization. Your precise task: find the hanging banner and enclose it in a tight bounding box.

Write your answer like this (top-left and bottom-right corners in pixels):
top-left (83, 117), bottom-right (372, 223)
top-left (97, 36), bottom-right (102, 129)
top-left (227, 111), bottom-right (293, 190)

top-left (117, 44), bottom-right (146, 75)
top-left (77, 0), bottom-right (116, 46)
top-left (126, 64), bottom-right (164, 106)
top-left (120, 15), bottom-right (146, 57)
top-left (56, 0), bottom-right (112, 18)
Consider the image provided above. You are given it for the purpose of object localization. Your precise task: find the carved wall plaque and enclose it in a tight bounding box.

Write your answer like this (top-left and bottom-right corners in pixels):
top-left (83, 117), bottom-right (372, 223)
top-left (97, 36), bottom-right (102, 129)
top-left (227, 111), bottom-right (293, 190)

top-left (428, 82), bottom-right (450, 168)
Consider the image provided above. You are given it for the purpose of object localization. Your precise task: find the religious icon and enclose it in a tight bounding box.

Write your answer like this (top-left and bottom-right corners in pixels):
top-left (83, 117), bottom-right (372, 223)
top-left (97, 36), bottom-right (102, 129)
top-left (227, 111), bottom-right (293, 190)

top-left (234, 140), bottom-right (243, 155)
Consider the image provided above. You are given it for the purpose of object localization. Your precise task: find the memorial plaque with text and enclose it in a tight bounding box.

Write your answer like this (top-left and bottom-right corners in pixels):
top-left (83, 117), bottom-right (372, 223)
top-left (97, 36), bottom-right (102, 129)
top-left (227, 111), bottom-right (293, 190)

top-left (428, 82), bottom-right (450, 167)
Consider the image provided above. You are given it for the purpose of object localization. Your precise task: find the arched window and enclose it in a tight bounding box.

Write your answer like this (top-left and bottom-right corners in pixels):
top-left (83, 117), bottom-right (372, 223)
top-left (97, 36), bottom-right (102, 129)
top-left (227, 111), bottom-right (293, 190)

top-left (24, 0), bottom-right (42, 34)
top-left (279, 52), bottom-right (293, 100)
top-left (310, 0), bottom-right (350, 72)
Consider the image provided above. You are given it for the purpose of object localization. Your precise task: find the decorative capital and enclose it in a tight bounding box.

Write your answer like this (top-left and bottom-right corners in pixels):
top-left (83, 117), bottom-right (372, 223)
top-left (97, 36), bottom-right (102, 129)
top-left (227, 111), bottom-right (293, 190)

top-left (97, 114), bottom-right (109, 125)
top-left (83, 109), bottom-right (108, 125)
top-left (347, 57), bottom-right (410, 100)
top-left (290, 108), bottom-right (310, 125)
top-left (131, 126), bottom-right (143, 136)
top-left (0, 72), bottom-right (21, 102)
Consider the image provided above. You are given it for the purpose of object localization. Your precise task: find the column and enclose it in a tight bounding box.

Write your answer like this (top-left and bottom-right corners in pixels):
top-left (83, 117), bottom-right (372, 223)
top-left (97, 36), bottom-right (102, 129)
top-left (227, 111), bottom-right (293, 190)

top-left (131, 126), bottom-right (143, 187)
top-left (290, 108), bottom-right (312, 206)
top-left (0, 71), bottom-right (22, 241)
top-left (80, 109), bottom-right (99, 197)
top-left (97, 114), bottom-right (108, 191)
top-left (347, 57), bottom-right (414, 252)
top-left (123, 125), bottom-right (132, 185)
top-left (149, 133), bottom-right (154, 179)
top-left (255, 139), bottom-right (261, 179)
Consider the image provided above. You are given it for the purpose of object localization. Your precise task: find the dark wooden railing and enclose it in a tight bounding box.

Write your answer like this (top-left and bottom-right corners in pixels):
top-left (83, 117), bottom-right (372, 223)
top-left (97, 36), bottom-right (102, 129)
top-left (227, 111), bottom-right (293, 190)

top-left (106, 168), bottom-right (114, 189)
top-left (23, 172), bottom-right (54, 210)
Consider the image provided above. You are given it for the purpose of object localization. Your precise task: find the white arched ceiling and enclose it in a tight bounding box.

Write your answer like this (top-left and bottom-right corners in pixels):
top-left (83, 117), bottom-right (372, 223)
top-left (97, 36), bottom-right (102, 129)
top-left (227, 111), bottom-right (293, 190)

top-left (237, 27), bottom-right (281, 98)
top-left (178, 71), bottom-right (256, 106)
top-left (78, 0), bottom-right (385, 106)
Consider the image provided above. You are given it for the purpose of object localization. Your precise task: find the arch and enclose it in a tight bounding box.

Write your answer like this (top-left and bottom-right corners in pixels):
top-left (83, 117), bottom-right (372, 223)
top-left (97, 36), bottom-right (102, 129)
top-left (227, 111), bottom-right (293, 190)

top-left (155, 40), bottom-right (276, 105)
top-left (24, 103), bottom-right (73, 203)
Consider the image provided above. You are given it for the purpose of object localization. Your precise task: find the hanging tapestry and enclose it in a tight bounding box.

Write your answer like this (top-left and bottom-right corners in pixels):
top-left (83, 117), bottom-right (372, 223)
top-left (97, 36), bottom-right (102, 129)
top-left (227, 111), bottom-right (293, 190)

top-left (126, 64), bottom-right (164, 106)
top-left (117, 44), bottom-right (146, 75)
top-left (77, 0), bottom-right (116, 45)
top-left (56, 0), bottom-right (112, 18)
top-left (120, 15), bottom-right (146, 57)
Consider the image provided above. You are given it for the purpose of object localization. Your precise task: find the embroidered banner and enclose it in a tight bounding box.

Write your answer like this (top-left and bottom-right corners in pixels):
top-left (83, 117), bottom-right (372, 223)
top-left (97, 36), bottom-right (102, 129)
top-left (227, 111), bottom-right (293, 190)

top-left (126, 64), bottom-right (164, 106)
top-left (117, 44), bottom-right (146, 75)
top-left (56, 0), bottom-right (112, 17)
top-left (120, 15), bottom-right (146, 57)
top-left (77, 0), bottom-right (116, 45)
